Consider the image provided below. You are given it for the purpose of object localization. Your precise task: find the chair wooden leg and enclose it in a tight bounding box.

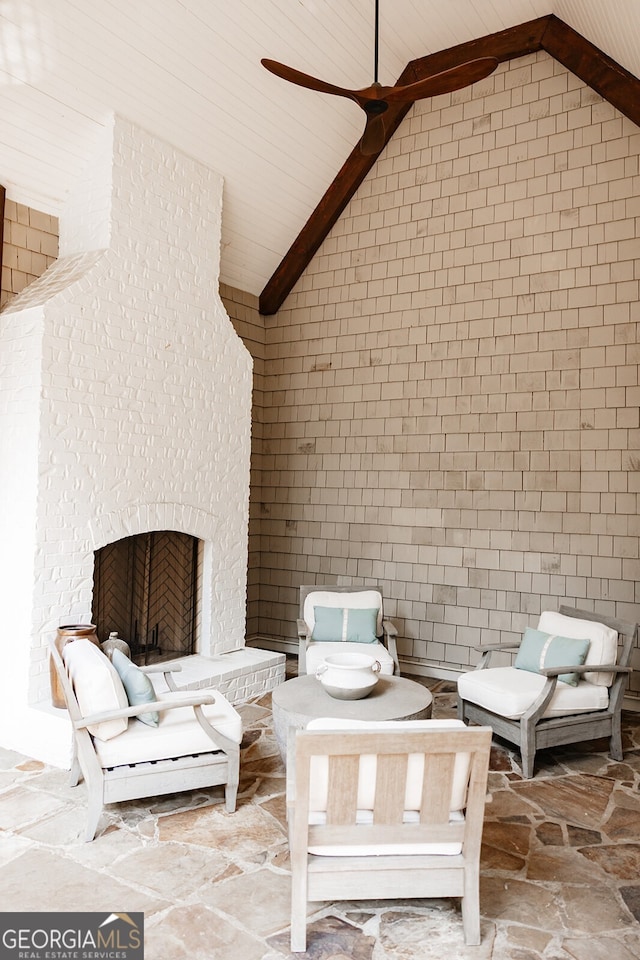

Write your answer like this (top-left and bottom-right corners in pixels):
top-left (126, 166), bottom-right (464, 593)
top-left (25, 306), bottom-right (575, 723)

top-left (84, 786), bottom-right (104, 842)
top-left (290, 847), bottom-right (308, 952)
top-left (609, 719), bottom-right (623, 762)
top-left (225, 747), bottom-right (240, 813)
top-left (69, 751), bottom-right (82, 788)
top-left (520, 720), bottom-right (536, 779)
top-left (290, 886), bottom-right (308, 951)
top-left (225, 783), bottom-right (238, 813)
top-left (78, 760), bottom-right (106, 841)
top-left (461, 866), bottom-right (481, 945)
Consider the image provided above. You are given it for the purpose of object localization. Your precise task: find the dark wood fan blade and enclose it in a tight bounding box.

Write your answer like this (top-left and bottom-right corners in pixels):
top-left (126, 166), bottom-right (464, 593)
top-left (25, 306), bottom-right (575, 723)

top-left (261, 59), bottom-right (358, 100)
top-left (385, 57), bottom-right (499, 102)
top-left (360, 114), bottom-right (387, 155)
top-left (263, 53), bottom-right (499, 159)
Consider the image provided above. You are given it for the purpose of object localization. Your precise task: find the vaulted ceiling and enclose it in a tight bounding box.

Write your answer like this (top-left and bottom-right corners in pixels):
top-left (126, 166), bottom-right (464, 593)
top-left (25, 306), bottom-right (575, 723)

top-left (1, 1), bottom-right (639, 309)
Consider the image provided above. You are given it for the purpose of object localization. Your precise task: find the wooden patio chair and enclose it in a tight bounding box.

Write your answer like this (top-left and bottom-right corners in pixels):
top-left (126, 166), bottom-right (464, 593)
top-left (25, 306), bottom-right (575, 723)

top-left (50, 638), bottom-right (241, 840)
top-left (457, 605), bottom-right (637, 778)
top-left (297, 583), bottom-right (400, 676)
top-left (287, 718), bottom-right (492, 951)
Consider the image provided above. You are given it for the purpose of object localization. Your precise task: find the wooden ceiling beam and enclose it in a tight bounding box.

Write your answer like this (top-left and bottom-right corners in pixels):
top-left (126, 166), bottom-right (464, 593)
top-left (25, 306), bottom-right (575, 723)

top-left (406, 16), bottom-right (548, 79)
top-left (257, 89), bottom-right (416, 318)
top-left (542, 14), bottom-right (640, 128)
top-left (259, 14), bottom-right (640, 315)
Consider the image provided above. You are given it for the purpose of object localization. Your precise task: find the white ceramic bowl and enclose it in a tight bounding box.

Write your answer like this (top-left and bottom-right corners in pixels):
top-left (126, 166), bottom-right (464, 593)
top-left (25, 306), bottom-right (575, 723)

top-left (315, 652), bottom-right (381, 700)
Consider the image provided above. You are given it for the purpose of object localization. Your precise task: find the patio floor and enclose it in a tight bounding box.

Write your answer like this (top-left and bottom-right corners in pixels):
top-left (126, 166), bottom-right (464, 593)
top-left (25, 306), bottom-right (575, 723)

top-left (1, 668), bottom-right (639, 959)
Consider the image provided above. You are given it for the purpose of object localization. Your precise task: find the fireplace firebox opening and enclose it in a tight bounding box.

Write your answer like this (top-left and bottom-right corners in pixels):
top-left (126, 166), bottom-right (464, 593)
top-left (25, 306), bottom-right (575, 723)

top-left (93, 531), bottom-right (200, 665)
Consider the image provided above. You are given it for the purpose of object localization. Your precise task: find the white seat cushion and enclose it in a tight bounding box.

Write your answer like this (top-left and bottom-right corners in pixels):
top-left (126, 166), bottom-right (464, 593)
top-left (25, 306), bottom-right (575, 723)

top-left (305, 640), bottom-right (395, 676)
top-left (537, 611), bottom-right (618, 686)
top-left (458, 666), bottom-right (609, 720)
top-left (302, 718), bottom-right (469, 856)
top-left (93, 690), bottom-right (242, 768)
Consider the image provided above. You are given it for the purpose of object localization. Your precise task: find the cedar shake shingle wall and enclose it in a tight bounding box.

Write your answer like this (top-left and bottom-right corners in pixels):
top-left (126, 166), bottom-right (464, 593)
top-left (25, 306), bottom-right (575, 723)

top-left (262, 51), bottom-right (640, 693)
top-left (1, 201), bottom-right (58, 308)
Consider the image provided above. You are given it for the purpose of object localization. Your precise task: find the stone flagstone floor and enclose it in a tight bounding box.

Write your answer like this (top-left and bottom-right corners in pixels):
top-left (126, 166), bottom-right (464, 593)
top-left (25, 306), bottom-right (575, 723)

top-left (1, 669), bottom-right (640, 960)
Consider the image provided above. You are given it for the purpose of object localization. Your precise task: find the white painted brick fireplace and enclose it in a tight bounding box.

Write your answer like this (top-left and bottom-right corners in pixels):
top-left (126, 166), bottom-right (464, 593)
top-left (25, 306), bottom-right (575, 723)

top-left (0, 115), bottom-right (283, 766)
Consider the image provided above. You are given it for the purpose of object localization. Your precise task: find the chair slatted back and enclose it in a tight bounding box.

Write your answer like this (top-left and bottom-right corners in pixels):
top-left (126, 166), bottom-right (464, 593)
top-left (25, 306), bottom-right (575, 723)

top-left (293, 727), bottom-right (491, 853)
top-left (374, 753), bottom-right (408, 824)
top-left (420, 753), bottom-right (458, 824)
top-left (325, 755), bottom-right (359, 824)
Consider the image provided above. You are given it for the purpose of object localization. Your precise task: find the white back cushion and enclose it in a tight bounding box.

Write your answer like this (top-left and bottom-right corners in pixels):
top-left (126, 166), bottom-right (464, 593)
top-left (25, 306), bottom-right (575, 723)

top-left (304, 590), bottom-right (383, 635)
top-left (537, 611), bottom-right (618, 686)
top-left (63, 639), bottom-right (128, 741)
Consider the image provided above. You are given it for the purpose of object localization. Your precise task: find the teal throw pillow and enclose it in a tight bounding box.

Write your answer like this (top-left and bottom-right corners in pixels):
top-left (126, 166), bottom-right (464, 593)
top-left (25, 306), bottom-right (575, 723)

top-left (515, 628), bottom-right (590, 686)
top-left (111, 649), bottom-right (159, 726)
top-left (311, 606), bottom-right (378, 644)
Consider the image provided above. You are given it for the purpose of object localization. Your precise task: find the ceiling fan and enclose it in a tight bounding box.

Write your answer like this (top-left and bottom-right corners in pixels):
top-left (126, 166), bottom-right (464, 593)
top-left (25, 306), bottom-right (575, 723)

top-left (262, 0), bottom-right (498, 156)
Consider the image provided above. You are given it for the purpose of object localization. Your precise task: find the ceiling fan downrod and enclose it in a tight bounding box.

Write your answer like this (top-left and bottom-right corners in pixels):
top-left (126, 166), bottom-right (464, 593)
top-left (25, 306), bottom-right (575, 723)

top-left (373, 0), bottom-right (380, 84)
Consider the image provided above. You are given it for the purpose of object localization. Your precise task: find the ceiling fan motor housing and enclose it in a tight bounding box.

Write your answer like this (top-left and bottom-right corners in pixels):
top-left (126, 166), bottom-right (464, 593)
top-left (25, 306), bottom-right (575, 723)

top-left (364, 99), bottom-right (389, 116)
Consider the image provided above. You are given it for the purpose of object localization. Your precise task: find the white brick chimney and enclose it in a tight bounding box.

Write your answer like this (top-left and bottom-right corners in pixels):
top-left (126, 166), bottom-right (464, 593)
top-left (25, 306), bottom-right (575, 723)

top-left (0, 116), bottom-right (278, 765)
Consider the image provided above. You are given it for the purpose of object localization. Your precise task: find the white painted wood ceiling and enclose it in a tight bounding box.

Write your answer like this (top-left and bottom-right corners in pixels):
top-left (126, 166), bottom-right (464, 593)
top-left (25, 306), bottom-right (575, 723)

top-left (1, 0), bottom-right (639, 297)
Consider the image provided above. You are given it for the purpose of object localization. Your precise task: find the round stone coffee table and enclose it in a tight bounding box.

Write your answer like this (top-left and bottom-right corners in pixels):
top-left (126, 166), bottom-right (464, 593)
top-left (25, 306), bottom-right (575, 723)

top-left (272, 674), bottom-right (433, 761)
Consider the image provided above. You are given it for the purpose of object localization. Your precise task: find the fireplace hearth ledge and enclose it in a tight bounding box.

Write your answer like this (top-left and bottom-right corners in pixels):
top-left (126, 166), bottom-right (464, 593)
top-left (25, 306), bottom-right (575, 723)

top-left (149, 648), bottom-right (286, 703)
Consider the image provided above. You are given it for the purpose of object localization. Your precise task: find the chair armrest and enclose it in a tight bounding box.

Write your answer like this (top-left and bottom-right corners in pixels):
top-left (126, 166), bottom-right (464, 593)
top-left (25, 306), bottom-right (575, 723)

top-left (138, 663), bottom-right (182, 675)
top-left (521, 675), bottom-right (559, 723)
top-left (74, 691), bottom-right (217, 729)
top-left (297, 619), bottom-right (310, 675)
top-left (539, 663), bottom-right (633, 678)
top-left (382, 619), bottom-right (400, 675)
top-left (475, 642), bottom-right (521, 653)
top-left (473, 642), bottom-right (520, 670)
top-left (138, 662), bottom-right (182, 691)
